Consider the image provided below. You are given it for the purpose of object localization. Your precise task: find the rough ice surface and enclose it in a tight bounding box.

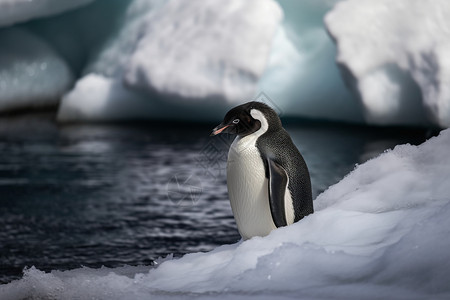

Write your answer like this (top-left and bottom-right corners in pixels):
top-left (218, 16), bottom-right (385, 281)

top-left (325, 0), bottom-right (450, 127)
top-left (124, 0), bottom-right (282, 102)
top-left (59, 0), bottom-right (362, 123)
top-left (57, 0), bottom-right (283, 122)
top-left (2, 129), bottom-right (450, 299)
top-left (0, 27), bottom-right (74, 112)
top-left (1, 0), bottom-right (449, 125)
top-left (0, 0), bottom-right (93, 27)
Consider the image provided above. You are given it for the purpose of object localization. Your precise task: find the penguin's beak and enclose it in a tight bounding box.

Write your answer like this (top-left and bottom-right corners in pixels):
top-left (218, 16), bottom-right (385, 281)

top-left (210, 123), bottom-right (230, 136)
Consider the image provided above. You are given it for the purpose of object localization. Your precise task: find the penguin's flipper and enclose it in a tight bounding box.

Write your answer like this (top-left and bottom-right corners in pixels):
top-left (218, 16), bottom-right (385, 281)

top-left (267, 159), bottom-right (288, 228)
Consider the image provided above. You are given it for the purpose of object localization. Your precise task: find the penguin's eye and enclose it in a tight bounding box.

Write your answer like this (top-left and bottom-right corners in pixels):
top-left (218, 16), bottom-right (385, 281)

top-left (232, 119), bottom-right (240, 124)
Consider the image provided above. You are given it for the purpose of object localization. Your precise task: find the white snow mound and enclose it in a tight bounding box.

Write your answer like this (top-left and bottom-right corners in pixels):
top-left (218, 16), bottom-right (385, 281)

top-left (1, 129), bottom-right (450, 299)
top-left (325, 0), bottom-right (450, 127)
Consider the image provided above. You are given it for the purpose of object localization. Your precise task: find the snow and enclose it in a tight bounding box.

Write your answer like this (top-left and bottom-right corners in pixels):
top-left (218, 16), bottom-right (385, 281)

top-left (0, 27), bottom-right (74, 112)
top-left (2, 129), bottom-right (450, 299)
top-left (0, 0), bottom-right (93, 27)
top-left (325, 0), bottom-right (450, 127)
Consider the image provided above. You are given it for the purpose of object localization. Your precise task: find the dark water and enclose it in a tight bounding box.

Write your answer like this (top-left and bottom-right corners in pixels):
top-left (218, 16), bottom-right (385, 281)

top-left (0, 114), bottom-right (429, 284)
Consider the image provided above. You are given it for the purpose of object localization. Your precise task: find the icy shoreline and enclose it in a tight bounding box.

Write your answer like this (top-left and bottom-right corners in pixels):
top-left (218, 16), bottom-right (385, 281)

top-left (1, 129), bottom-right (449, 299)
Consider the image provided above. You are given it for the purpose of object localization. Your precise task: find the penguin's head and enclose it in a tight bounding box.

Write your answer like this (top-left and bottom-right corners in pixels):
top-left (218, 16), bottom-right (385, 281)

top-left (211, 101), bottom-right (281, 137)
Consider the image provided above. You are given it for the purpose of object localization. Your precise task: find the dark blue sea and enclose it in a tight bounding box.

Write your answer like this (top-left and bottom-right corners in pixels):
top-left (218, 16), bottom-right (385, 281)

top-left (0, 113), bottom-right (429, 283)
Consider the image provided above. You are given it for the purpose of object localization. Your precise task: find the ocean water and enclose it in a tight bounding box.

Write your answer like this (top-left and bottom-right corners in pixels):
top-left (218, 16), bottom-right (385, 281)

top-left (0, 113), bottom-right (429, 284)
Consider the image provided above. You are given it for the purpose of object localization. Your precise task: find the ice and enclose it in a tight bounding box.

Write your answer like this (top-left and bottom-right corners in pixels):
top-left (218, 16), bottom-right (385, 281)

top-left (57, 0), bottom-right (283, 121)
top-left (57, 0), bottom-right (362, 123)
top-left (0, 0), bottom-right (93, 27)
top-left (124, 0), bottom-right (282, 102)
top-left (0, 27), bottom-right (74, 112)
top-left (24, 0), bottom-right (134, 76)
top-left (259, 0), bottom-right (362, 123)
top-left (2, 0), bottom-right (449, 126)
top-left (81, 0), bottom-right (165, 78)
top-left (2, 129), bottom-right (450, 299)
top-left (325, 0), bottom-right (450, 127)
top-left (57, 74), bottom-right (230, 122)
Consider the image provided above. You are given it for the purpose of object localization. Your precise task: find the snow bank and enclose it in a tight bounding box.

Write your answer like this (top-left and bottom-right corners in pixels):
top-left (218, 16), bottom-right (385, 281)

top-left (0, 27), bottom-right (74, 112)
top-left (325, 0), bottom-right (450, 127)
top-left (2, 129), bottom-right (450, 299)
top-left (0, 0), bottom-right (93, 27)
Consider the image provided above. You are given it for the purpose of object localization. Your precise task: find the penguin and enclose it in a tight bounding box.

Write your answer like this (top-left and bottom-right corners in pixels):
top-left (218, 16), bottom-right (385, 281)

top-left (211, 101), bottom-right (313, 240)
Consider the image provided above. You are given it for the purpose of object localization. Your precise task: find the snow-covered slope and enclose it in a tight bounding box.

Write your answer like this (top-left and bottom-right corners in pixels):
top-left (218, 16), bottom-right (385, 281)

top-left (325, 0), bottom-right (450, 127)
top-left (2, 129), bottom-right (449, 299)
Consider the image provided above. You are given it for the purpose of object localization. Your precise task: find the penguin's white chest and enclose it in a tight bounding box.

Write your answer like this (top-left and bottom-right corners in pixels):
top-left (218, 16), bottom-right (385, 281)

top-left (227, 136), bottom-right (276, 240)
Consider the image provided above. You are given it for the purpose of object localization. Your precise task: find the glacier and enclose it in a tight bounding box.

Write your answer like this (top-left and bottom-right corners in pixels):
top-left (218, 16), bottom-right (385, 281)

top-left (1, 129), bottom-right (450, 299)
top-left (325, 0), bottom-right (450, 127)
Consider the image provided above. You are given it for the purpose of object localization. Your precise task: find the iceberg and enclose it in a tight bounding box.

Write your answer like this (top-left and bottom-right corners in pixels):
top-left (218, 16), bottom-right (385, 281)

top-left (325, 0), bottom-right (450, 127)
top-left (58, 0), bottom-right (363, 123)
top-left (124, 0), bottom-right (283, 102)
top-left (0, 27), bottom-right (74, 112)
top-left (1, 0), bottom-right (449, 126)
top-left (57, 0), bottom-right (283, 122)
top-left (2, 129), bottom-right (449, 299)
top-left (58, 74), bottom-right (231, 122)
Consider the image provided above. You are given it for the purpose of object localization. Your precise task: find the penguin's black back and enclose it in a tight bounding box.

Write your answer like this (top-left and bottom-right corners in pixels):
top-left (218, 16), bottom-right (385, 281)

top-left (255, 113), bottom-right (313, 222)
